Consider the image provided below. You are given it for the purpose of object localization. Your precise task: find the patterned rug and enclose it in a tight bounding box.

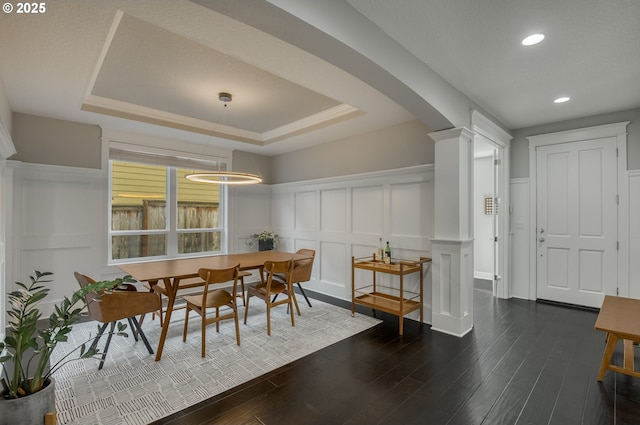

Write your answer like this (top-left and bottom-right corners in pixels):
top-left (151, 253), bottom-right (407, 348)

top-left (50, 299), bottom-right (380, 425)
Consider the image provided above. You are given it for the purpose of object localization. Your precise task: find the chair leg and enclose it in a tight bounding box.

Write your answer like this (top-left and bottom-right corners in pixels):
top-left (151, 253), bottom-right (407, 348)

top-left (127, 318), bottom-right (139, 341)
top-left (90, 323), bottom-right (109, 352)
top-left (130, 316), bottom-right (154, 355)
top-left (233, 306), bottom-right (241, 346)
top-left (288, 297), bottom-right (296, 327)
top-left (244, 294), bottom-right (251, 324)
top-left (98, 322), bottom-right (117, 370)
top-left (290, 289), bottom-right (301, 316)
top-left (183, 305), bottom-right (191, 342)
top-left (239, 276), bottom-right (246, 306)
top-left (216, 307), bottom-right (220, 333)
top-left (201, 311), bottom-right (206, 358)
top-left (297, 283), bottom-right (313, 307)
top-left (266, 302), bottom-right (271, 336)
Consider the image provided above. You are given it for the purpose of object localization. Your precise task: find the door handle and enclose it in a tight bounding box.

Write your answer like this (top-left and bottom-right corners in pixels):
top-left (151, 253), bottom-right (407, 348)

top-left (539, 237), bottom-right (545, 242)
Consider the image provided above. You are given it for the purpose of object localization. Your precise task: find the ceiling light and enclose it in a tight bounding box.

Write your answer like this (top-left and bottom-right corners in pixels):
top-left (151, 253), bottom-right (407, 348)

top-left (522, 33), bottom-right (545, 46)
top-left (185, 171), bottom-right (263, 185)
top-left (183, 93), bottom-right (262, 185)
top-left (554, 97), bottom-right (570, 103)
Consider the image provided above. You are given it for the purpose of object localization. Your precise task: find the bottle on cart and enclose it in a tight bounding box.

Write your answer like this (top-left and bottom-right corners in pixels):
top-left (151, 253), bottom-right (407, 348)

top-left (377, 237), bottom-right (384, 260)
top-left (385, 241), bottom-right (391, 261)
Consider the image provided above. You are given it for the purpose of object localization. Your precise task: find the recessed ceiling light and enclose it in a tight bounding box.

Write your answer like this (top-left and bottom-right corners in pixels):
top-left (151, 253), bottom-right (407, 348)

top-left (522, 33), bottom-right (545, 46)
top-left (554, 97), bottom-right (570, 103)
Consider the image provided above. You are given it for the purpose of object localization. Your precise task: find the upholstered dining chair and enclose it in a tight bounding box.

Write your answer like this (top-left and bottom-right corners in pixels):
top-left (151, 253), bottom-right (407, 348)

top-left (182, 265), bottom-right (242, 357)
top-left (74, 272), bottom-right (161, 370)
top-left (244, 259), bottom-right (295, 336)
top-left (272, 249), bottom-right (315, 314)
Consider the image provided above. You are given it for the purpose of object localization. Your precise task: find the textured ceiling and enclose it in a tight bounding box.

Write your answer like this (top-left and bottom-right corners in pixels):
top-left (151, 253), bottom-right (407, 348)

top-left (1, 0), bottom-right (638, 156)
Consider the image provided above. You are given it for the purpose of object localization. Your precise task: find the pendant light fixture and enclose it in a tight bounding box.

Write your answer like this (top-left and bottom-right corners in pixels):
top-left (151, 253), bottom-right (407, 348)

top-left (185, 92), bottom-right (263, 185)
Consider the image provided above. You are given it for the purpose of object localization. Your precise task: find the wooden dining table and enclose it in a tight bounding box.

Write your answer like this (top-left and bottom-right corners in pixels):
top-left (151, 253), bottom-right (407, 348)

top-left (118, 250), bottom-right (310, 361)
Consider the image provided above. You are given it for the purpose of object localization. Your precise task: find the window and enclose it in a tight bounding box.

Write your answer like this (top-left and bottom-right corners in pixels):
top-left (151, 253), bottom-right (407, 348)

top-left (109, 160), bottom-right (224, 262)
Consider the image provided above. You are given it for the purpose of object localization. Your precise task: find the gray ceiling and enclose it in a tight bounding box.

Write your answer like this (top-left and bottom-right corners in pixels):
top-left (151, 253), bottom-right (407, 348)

top-left (1, 0), bottom-right (638, 156)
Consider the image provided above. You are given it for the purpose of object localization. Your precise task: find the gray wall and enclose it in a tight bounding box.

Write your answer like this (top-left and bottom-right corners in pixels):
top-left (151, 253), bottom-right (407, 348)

top-left (510, 108), bottom-right (640, 178)
top-left (232, 150), bottom-right (272, 184)
top-left (271, 119), bottom-right (434, 184)
top-left (0, 77), bottom-right (11, 137)
top-left (10, 113), bottom-right (101, 169)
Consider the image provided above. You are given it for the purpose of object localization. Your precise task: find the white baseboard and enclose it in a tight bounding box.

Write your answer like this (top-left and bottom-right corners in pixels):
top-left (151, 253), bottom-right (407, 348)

top-left (474, 271), bottom-right (493, 280)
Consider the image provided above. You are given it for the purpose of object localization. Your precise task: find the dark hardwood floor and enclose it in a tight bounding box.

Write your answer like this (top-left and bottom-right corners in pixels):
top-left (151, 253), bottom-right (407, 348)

top-left (152, 282), bottom-right (640, 425)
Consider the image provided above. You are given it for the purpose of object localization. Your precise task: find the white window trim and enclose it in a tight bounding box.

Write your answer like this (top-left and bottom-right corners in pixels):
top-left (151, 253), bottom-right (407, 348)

top-left (102, 128), bottom-right (231, 264)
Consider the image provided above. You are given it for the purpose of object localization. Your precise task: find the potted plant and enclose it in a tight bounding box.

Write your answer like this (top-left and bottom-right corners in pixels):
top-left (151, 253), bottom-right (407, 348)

top-left (0, 270), bottom-right (133, 424)
top-left (249, 231), bottom-right (279, 251)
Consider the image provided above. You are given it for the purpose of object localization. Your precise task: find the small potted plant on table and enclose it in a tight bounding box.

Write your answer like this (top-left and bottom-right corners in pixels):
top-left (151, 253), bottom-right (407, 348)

top-left (249, 231), bottom-right (279, 251)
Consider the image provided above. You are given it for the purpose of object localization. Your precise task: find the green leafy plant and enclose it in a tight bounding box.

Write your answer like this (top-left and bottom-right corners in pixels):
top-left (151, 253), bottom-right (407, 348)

top-left (252, 230), bottom-right (279, 242)
top-left (246, 231), bottom-right (279, 249)
top-left (0, 270), bottom-right (134, 399)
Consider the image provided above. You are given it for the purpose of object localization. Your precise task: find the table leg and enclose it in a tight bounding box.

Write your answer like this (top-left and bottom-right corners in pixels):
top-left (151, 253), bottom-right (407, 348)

top-left (155, 277), bottom-right (177, 361)
top-left (598, 332), bottom-right (619, 381)
top-left (624, 339), bottom-right (635, 371)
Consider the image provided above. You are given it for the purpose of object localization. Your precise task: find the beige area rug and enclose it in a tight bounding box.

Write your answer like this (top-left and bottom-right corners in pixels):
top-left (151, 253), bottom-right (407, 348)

top-left (50, 299), bottom-right (380, 425)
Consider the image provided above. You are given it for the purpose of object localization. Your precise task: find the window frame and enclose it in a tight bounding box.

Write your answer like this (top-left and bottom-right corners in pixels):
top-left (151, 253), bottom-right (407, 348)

top-left (107, 150), bottom-right (229, 265)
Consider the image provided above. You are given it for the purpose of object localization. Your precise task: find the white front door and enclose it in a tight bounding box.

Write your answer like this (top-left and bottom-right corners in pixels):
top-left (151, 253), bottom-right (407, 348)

top-left (536, 137), bottom-right (618, 308)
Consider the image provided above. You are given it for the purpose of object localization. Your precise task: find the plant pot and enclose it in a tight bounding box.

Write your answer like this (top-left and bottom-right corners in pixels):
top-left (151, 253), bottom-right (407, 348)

top-left (258, 239), bottom-right (274, 251)
top-left (0, 378), bottom-right (56, 425)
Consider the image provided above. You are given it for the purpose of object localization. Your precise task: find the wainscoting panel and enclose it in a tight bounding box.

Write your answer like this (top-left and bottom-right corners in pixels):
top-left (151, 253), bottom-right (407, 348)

top-left (21, 178), bottom-right (95, 238)
top-left (271, 165), bottom-right (434, 315)
top-left (629, 171), bottom-right (640, 299)
top-left (23, 246), bottom-right (93, 302)
top-left (234, 187), bottom-right (271, 238)
top-left (294, 191), bottom-right (317, 232)
top-left (320, 188), bottom-right (346, 233)
top-left (271, 191), bottom-right (294, 233)
top-left (390, 180), bottom-right (432, 241)
top-left (319, 240), bottom-right (347, 296)
top-left (9, 162), bottom-right (104, 316)
top-left (351, 185), bottom-right (384, 236)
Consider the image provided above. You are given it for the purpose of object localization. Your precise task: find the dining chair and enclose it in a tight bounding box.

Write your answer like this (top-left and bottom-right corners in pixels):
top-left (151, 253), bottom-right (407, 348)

top-left (182, 265), bottom-right (242, 357)
top-left (144, 270), bottom-right (249, 326)
top-left (74, 272), bottom-right (161, 370)
top-left (244, 259), bottom-right (295, 336)
top-left (272, 249), bottom-right (315, 314)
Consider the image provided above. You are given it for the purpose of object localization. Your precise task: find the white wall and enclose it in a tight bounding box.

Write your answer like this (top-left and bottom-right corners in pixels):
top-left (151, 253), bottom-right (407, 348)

top-left (269, 165), bottom-right (435, 322)
top-left (7, 161), bottom-right (109, 317)
top-left (629, 170), bottom-right (640, 299)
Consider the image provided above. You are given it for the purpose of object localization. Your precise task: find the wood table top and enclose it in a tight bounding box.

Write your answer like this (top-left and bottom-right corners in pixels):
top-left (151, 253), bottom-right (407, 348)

top-left (118, 251), bottom-right (309, 282)
top-left (594, 295), bottom-right (640, 339)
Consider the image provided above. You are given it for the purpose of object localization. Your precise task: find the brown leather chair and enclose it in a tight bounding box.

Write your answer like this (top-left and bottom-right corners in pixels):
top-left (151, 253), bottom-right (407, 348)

top-left (244, 260), bottom-right (296, 336)
top-left (74, 272), bottom-right (161, 369)
top-left (182, 265), bottom-right (242, 357)
top-left (273, 249), bottom-right (315, 314)
top-left (289, 249), bottom-right (315, 309)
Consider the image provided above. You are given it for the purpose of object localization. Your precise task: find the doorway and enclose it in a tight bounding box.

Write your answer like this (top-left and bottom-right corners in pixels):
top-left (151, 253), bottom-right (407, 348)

top-left (528, 122), bottom-right (629, 308)
top-left (473, 140), bottom-right (497, 294)
top-left (471, 110), bottom-right (511, 299)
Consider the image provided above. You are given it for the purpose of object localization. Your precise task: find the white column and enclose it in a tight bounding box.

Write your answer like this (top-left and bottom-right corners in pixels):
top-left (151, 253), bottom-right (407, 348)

top-left (429, 127), bottom-right (474, 337)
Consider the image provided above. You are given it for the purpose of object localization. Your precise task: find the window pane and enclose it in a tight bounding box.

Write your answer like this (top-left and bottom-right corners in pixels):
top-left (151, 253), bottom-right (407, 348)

top-left (177, 168), bottom-right (220, 229)
top-left (178, 231), bottom-right (221, 254)
top-left (111, 161), bottom-right (167, 231)
top-left (112, 234), bottom-right (167, 260)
